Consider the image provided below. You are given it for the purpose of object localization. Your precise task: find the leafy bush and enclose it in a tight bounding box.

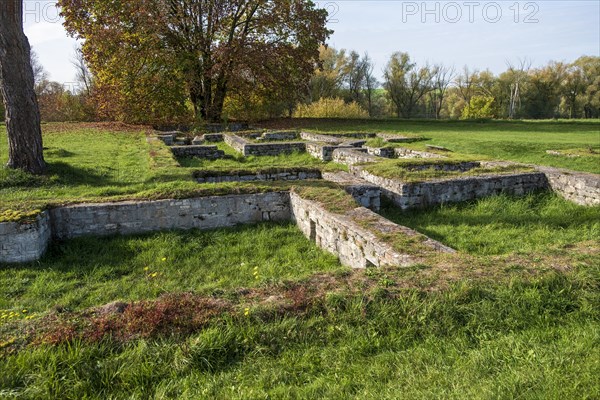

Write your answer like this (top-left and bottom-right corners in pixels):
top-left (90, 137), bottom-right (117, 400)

top-left (460, 95), bottom-right (498, 120)
top-left (294, 97), bottom-right (369, 119)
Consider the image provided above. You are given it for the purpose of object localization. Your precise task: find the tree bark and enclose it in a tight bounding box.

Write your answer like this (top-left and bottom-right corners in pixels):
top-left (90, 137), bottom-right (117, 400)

top-left (0, 0), bottom-right (46, 174)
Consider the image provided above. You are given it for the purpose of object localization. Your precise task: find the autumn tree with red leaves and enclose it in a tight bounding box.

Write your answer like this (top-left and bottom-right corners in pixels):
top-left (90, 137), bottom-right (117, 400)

top-left (59, 0), bottom-right (330, 123)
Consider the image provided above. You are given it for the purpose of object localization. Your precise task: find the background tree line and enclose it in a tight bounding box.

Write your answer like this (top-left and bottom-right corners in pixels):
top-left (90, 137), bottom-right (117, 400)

top-left (3, 46), bottom-right (597, 125)
top-left (303, 48), bottom-right (599, 120)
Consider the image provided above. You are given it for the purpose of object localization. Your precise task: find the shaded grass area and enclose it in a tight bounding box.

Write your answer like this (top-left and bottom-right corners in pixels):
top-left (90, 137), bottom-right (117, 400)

top-left (0, 222), bottom-right (345, 315)
top-left (0, 126), bottom-right (190, 212)
top-left (258, 119), bottom-right (600, 173)
top-left (1, 270), bottom-right (598, 399)
top-left (380, 192), bottom-right (600, 255)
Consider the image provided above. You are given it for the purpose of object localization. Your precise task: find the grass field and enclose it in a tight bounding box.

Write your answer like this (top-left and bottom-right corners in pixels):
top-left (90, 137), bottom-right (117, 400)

top-left (259, 118), bottom-right (600, 173)
top-left (0, 223), bottom-right (345, 315)
top-left (1, 120), bottom-right (599, 398)
top-left (381, 192), bottom-right (600, 255)
top-left (1, 270), bottom-right (598, 399)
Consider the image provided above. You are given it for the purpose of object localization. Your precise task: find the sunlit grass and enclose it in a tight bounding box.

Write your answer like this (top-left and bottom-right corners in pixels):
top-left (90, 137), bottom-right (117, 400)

top-left (266, 118), bottom-right (600, 173)
top-left (381, 192), bottom-right (600, 255)
top-left (1, 270), bottom-right (598, 399)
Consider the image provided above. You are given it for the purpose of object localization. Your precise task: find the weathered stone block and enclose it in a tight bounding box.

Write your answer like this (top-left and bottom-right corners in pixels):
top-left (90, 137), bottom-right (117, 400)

top-left (0, 212), bottom-right (51, 263)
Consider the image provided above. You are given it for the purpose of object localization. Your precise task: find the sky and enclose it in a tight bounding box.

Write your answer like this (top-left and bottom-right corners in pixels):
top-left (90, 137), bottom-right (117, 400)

top-left (23, 0), bottom-right (600, 85)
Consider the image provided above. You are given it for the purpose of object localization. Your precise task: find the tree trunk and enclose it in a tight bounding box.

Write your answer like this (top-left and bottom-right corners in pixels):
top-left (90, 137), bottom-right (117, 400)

top-left (208, 75), bottom-right (228, 122)
top-left (0, 0), bottom-right (45, 174)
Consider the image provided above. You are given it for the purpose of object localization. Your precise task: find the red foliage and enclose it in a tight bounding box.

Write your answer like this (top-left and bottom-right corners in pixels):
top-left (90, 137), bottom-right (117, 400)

top-left (37, 293), bottom-right (231, 345)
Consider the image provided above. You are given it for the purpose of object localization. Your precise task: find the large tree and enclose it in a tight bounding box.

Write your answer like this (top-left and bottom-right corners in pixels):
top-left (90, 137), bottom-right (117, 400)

top-left (0, 0), bottom-right (46, 174)
top-left (383, 52), bottom-right (433, 118)
top-left (60, 0), bottom-right (330, 123)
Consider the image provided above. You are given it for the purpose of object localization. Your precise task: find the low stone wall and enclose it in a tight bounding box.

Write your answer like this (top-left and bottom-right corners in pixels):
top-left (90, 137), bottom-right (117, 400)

top-left (306, 142), bottom-right (355, 161)
top-left (301, 132), bottom-right (343, 144)
top-left (394, 147), bottom-right (446, 159)
top-left (322, 171), bottom-right (381, 211)
top-left (224, 134), bottom-right (248, 154)
top-left (332, 148), bottom-right (379, 166)
top-left (50, 193), bottom-right (291, 240)
top-left (201, 133), bottom-right (224, 142)
top-left (0, 213), bottom-right (51, 263)
top-left (224, 134), bottom-right (306, 156)
top-left (290, 192), bottom-right (453, 269)
top-left (538, 167), bottom-right (600, 206)
top-left (244, 142), bottom-right (306, 156)
top-left (236, 131), bottom-right (264, 139)
top-left (258, 131), bottom-right (299, 141)
top-left (332, 133), bottom-right (377, 139)
top-left (156, 132), bottom-right (178, 146)
top-left (354, 168), bottom-right (549, 209)
top-left (341, 139), bottom-right (367, 148)
top-left (377, 134), bottom-right (423, 143)
top-left (171, 145), bottom-right (225, 159)
top-left (365, 147), bottom-right (396, 158)
top-left (403, 161), bottom-right (481, 172)
top-left (2, 191), bottom-right (453, 268)
top-left (426, 145), bottom-right (452, 152)
top-left (195, 169), bottom-right (322, 183)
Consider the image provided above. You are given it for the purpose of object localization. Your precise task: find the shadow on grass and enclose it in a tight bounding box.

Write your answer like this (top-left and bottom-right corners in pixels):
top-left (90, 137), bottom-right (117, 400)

top-left (0, 161), bottom-right (140, 190)
top-left (4, 223), bottom-right (289, 274)
top-left (48, 161), bottom-right (132, 187)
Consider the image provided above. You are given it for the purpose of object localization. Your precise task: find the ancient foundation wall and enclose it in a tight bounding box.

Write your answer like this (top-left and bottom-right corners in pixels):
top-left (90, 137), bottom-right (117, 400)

top-left (354, 167), bottom-right (549, 209)
top-left (50, 193), bottom-right (291, 240)
top-left (171, 145), bottom-right (225, 159)
top-left (322, 171), bottom-right (381, 212)
top-left (258, 131), bottom-right (299, 141)
top-left (332, 148), bottom-right (379, 166)
top-left (537, 167), bottom-right (600, 206)
top-left (306, 143), bottom-right (356, 161)
top-left (224, 134), bottom-right (306, 156)
top-left (289, 192), bottom-right (453, 269)
top-left (244, 142), bottom-right (306, 156)
top-left (394, 147), bottom-right (446, 159)
top-left (224, 134), bottom-right (249, 154)
top-left (195, 169), bottom-right (321, 183)
top-left (0, 212), bottom-right (51, 263)
top-left (300, 132), bottom-right (343, 144)
top-left (365, 147), bottom-right (396, 158)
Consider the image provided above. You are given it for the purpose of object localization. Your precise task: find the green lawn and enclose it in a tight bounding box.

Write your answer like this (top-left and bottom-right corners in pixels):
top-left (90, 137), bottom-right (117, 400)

top-left (1, 270), bottom-right (598, 399)
top-left (381, 192), bottom-right (600, 255)
top-left (0, 125), bottom-right (180, 211)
